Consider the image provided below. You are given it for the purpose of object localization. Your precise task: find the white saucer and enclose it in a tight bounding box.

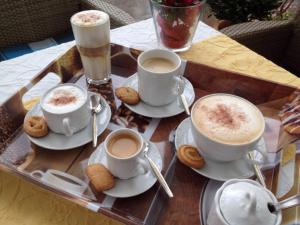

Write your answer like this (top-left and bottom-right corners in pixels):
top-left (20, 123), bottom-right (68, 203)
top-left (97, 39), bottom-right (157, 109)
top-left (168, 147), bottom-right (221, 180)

top-left (26, 94), bottom-right (111, 150)
top-left (175, 118), bottom-right (261, 181)
top-left (88, 141), bottom-right (162, 198)
top-left (122, 73), bottom-right (195, 118)
top-left (200, 180), bottom-right (223, 225)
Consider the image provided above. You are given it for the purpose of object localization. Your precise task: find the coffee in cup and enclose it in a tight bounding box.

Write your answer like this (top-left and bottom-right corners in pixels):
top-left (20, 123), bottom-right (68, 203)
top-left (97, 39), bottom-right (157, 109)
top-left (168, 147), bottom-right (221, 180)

top-left (137, 49), bottom-right (184, 106)
top-left (104, 128), bottom-right (148, 179)
top-left (42, 85), bottom-right (86, 113)
top-left (107, 132), bottom-right (140, 158)
top-left (191, 93), bottom-right (266, 162)
top-left (41, 84), bottom-right (90, 136)
top-left (141, 57), bottom-right (177, 73)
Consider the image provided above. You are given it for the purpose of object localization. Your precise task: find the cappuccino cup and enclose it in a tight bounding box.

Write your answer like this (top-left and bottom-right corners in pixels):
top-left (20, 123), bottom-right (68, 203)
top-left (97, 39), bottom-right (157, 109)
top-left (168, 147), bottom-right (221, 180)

top-left (104, 128), bottom-right (149, 179)
top-left (41, 84), bottom-right (90, 136)
top-left (137, 49), bottom-right (184, 106)
top-left (191, 93), bottom-right (266, 163)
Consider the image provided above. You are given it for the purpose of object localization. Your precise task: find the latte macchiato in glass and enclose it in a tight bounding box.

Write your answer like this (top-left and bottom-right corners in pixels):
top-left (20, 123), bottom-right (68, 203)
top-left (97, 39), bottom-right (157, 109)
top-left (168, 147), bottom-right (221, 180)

top-left (192, 94), bottom-right (264, 145)
top-left (71, 10), bottom-right (111, 85)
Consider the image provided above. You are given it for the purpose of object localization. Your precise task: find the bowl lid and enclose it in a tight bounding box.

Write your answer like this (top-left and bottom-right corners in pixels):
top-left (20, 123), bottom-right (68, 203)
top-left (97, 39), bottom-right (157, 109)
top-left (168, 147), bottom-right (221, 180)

top-left (219, 181), bottom-right (278, 225)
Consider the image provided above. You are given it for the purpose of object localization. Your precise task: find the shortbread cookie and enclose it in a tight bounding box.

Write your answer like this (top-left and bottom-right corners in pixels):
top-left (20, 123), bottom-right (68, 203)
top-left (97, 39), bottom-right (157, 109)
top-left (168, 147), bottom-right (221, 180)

top-left (86, 164), bottom-right (115, 192)
top-left (23, 116), bottom-right (49, 137)
top-left (115, 87), bottom-right (140, 105)
top-left (177, 145), bottom-right (205, 169)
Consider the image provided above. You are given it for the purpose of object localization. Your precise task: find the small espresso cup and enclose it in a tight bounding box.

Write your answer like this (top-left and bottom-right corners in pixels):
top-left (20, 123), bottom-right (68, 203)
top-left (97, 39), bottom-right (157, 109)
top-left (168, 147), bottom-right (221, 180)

top-left (40, 83), bottom-right (90, 136)
top-left (190, 93), bottom-right (266, 163)
top-left (104, 128), bottom-right (149, 179)
top-left (137, 49), bottom-right (184, 106)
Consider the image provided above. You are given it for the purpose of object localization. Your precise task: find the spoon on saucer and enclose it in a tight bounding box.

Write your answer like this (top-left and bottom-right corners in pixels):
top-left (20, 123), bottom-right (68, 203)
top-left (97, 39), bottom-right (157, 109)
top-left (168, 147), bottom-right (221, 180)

top-left (268, 194), bottom-right (300, 213)
top-left (143, 141), bottom-right (174, 198)
top-left (90, 95), bottom-right (103, 147)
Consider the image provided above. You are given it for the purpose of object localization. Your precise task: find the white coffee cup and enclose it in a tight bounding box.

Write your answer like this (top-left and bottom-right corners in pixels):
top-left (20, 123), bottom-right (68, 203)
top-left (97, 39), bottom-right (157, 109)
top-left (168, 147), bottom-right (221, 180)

top-left (41, 84), bottom-right (91, 136)
top-left (104, 128), bottom-right (149, 179)
top-left (137, 49), bottom-right (184, 106)
top-left (207, 179), bottom-right (281, 225)
top-left (190, 93), bottom-right (267, 163)
top-left (30, 169), bottom-right (88, 195)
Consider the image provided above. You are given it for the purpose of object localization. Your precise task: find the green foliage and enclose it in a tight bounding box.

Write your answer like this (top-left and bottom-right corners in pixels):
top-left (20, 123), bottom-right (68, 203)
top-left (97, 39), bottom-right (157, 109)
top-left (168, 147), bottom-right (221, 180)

top-left (206, 0), bottom-right (283, 23)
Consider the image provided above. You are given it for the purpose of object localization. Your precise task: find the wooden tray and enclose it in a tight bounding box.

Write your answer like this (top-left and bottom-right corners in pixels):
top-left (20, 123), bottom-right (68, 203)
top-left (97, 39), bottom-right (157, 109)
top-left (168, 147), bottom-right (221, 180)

top-left (0, 44), bottom-right (299, 225)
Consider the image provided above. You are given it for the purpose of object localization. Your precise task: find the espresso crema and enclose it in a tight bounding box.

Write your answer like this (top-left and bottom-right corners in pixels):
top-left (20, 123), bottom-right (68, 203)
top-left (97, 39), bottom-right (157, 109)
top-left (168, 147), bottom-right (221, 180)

top-left (108, 133), bottom-right (140, 158)
top-left (192, 95), bottom-right (264, 145)
top-left (42, 86), bottom-right (85, 114)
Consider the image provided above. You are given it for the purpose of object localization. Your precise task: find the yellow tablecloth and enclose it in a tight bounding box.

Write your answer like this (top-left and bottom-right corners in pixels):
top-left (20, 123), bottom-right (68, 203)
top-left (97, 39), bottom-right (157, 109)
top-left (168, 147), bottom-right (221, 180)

top-left (181, 34), bottom-right (300, 88)
top-left (1, 34), bottom-right (299, 225)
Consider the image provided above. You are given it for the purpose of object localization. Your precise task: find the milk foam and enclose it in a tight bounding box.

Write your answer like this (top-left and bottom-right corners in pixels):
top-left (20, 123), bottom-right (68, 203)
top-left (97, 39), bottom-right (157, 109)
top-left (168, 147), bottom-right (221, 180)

top-left (71, 10), bottom-right (107, 27)
top-left (219, 182), bottom-right (277, 225)
top-left (42, 86), bottom-right (85, 114)
top-left (192, 95), bottom-right (264, 145)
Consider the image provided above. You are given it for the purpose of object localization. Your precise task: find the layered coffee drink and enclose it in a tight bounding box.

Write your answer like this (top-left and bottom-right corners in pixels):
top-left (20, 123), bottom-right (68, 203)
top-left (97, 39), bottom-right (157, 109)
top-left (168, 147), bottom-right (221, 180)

top-left (42, 85), bottom-right (85, 113)
top-left (107, 133), bottom-right (140, 158)
top-left (142, 57), bottom-right (176, 73)
top-left (71, 10), bottom-right (110, 84)
top-left (192, 94), bottom-right (264, 145)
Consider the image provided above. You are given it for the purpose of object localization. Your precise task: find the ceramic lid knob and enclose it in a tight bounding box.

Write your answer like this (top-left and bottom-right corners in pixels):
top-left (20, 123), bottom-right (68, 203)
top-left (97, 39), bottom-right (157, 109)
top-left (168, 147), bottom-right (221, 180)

top-left (244, 191), bottom-right (257, 214)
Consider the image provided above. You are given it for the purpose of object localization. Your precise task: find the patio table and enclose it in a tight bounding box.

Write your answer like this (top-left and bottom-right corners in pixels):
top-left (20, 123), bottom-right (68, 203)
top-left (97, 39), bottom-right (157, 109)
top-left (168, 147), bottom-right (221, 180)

top-left (0, 19), bottom-right (299, 225)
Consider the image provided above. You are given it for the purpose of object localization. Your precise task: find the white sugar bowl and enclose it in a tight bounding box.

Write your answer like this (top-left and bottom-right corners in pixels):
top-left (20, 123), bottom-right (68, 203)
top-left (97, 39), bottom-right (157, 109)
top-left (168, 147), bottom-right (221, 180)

top-left (207, 179), bottom-right (282, 225)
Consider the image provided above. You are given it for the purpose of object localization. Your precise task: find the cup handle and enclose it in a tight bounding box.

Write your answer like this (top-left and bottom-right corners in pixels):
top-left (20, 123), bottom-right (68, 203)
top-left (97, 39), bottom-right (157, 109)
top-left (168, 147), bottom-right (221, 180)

top-left (245, 146), bottom-right (268, 165)
top-left (180, 59), bottom-right (187, 76)
top-left (30, 170), bottom-right (44, 178)
top-left (62, 118), bottom-right (73, 136)
top-left (136, 158), bottom-right (149, 176)
top-left (174, 75), bottom-right (185, 95)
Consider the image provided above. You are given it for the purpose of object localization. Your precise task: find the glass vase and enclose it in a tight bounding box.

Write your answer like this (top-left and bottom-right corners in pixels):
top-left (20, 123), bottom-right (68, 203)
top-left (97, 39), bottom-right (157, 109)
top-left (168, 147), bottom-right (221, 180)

top-left (150, 0), bottom-right (205, 52)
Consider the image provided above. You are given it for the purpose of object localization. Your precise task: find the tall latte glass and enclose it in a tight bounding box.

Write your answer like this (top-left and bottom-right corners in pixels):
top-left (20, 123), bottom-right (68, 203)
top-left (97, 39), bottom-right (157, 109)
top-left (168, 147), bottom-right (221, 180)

top-left (71, 10), bottom-right (111, 85)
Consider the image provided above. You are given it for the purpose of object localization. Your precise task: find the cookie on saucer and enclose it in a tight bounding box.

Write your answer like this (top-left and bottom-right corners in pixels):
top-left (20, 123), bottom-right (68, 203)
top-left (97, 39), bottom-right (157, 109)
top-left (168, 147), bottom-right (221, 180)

top-left (177, 145), bottom-right (205, 169)
top-left (86, 164), bottom-right (115, 192)
top-left (115, 87), bottom-right (140, 105)
top-left (23, 116), bottom-right (49, 137)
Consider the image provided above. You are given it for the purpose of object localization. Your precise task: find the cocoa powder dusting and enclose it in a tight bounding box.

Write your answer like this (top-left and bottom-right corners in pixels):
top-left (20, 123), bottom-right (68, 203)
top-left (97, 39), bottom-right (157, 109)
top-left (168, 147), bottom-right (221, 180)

top-left (48, 91), bottom-right (77, 106)
top-left (208, 104), bottom-right (246, 129)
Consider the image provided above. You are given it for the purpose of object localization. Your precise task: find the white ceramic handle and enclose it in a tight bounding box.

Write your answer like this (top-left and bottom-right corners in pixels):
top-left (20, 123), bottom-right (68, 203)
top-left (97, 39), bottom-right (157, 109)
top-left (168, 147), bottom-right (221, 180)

top-left (62, 117), bottom-right (73, 136)
top-left (245, 147), bottom-right (268, 165)
top-left (174, 76), bottom-right (185, 95)
top-left (180, 59), bottom-right (187, 76)
top-left (136, 158), bottom-right (149, 176)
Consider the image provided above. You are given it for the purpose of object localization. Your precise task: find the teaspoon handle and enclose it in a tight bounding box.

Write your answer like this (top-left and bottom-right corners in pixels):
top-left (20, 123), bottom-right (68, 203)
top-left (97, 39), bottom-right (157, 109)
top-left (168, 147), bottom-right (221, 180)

top-left (275, 194), bottom-right (300, 212)
top-left (92, 113), bottom-right (97, 147)
top-left (145, 155), bottom-right (173, 198)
